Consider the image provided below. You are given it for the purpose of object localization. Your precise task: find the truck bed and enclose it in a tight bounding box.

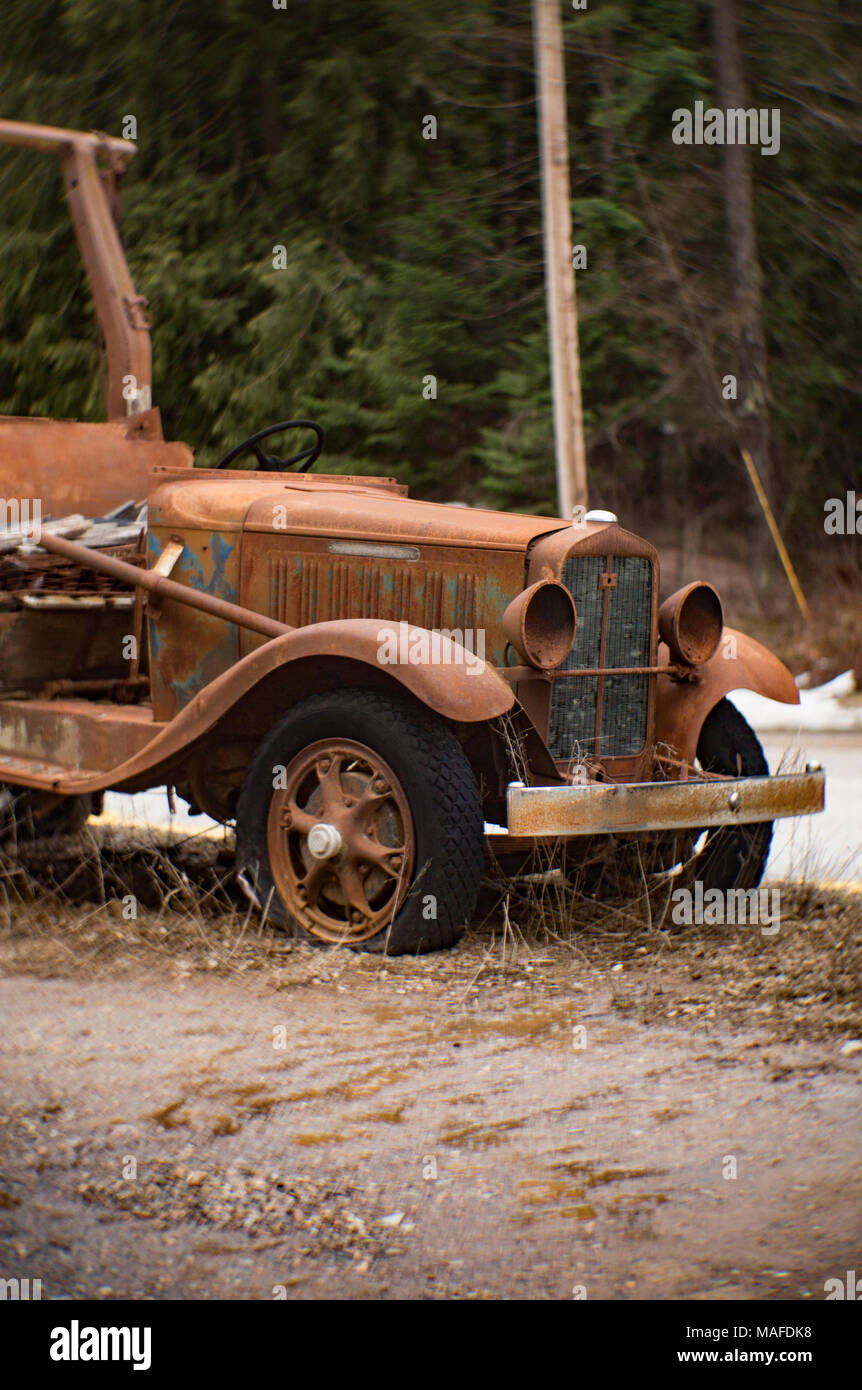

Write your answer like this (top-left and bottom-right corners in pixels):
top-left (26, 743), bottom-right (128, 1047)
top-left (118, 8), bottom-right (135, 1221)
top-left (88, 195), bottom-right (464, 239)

top-left (0, 512), bottom-right (147, 698)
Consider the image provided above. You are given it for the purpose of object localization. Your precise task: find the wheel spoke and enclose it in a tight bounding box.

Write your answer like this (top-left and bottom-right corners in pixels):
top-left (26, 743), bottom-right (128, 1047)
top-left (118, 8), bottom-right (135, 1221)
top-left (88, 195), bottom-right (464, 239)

top-left (344, 779), bottom-right (389, 826)
top-left (315, 755), bottom-right (345, 817)
top-left (298, 857), bottom-right (331, 908)
top-left (353, 835), bottom-right (404, 878)
top-left (266, 736), bottom-right (415, 943)
top-left (279, 803), bottom-right (318, 835)
top-left (336, 859), bottom-right (376, 921)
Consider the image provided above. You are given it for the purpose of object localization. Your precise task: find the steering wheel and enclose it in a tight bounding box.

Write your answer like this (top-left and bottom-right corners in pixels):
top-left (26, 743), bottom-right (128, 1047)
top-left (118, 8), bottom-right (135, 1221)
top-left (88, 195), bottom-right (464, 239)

top-left (214, 419), bottom-right (325, 472)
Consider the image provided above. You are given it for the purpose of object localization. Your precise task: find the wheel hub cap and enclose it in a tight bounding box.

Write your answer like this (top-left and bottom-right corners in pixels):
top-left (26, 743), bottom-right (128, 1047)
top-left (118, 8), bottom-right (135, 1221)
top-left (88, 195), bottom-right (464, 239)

top-left (266, 738), bottom-right (415, 944)
top-left (307, 821), bottom-right (343, 859)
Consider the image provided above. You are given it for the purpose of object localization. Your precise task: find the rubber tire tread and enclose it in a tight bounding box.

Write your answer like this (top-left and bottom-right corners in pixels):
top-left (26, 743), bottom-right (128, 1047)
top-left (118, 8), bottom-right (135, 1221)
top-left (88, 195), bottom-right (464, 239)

top-left (235, 687), bottom-right (484, 954)
top-left (693, 697), bottom-right (773, 891)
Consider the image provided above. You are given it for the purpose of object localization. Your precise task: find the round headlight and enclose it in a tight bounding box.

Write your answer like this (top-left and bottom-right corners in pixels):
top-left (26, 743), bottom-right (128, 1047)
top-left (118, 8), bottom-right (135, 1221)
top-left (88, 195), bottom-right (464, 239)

top-left (502, 580), bottom-right (577, 670)
top-left (659, 582), bottom-right (724, 665)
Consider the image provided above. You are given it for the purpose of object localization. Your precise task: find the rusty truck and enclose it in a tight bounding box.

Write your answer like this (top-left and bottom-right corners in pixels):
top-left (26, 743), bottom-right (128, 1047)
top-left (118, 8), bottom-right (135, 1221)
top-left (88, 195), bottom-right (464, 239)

top-left (0, 119), bottom-right (824, 952)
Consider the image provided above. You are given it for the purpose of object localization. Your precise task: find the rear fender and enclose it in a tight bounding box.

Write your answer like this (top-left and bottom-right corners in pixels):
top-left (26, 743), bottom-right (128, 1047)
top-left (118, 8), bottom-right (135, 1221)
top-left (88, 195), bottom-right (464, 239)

top-left (655, 627), bottom-right (799, 765)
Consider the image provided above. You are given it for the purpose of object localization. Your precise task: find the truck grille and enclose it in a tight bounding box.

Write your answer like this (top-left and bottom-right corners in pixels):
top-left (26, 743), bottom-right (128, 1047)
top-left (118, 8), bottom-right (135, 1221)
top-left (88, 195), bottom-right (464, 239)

top-left (548, 554), bottom-right (653, 759)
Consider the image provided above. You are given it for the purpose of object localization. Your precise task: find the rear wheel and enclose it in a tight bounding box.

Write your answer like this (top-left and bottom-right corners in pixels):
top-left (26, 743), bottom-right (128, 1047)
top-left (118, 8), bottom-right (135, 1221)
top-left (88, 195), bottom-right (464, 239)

top-left (0, 788), bottom-right (93, 842)
top-left (235, 688), bottom-right (484, 954)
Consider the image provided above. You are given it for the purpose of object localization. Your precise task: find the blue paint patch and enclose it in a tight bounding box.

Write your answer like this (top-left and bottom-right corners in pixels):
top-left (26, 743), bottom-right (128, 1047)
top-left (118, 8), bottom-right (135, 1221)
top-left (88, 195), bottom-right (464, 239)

top-left (174, 533), bottom-right (237, 602)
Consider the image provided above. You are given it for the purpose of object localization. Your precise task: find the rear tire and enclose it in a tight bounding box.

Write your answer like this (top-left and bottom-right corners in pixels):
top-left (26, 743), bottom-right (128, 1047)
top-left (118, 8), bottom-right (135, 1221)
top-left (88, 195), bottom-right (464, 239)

top-left (235, 688), bottom-right (484, 954)
top-left (0, 788), bottom-right (93, 842)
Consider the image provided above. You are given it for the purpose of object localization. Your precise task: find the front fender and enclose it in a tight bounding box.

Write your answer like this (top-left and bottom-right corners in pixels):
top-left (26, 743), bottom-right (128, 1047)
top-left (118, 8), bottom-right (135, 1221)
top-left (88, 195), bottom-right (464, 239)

top-left (655, 626), bottom-right (799, 765)
top-left (35, 619), bottom-right (515, 795)
top-left (237, 618), bottom-right (516, 723)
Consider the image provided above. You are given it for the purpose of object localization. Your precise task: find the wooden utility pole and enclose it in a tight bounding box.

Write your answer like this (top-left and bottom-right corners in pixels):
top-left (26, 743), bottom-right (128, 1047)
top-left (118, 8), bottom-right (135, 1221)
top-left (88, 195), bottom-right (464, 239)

top-left (533, 0), bottom-right (588, 516)
top-left (712, 0), bottom-right (775, 591)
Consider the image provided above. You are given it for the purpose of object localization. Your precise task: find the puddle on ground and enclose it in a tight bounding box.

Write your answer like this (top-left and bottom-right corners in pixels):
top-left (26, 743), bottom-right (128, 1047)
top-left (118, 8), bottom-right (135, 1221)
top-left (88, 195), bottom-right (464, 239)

top-left (147, 1098), bottom-right (191, 1129)
top-left (442, 1003), bottom-right (578, 1049)
top-left (516, 1181), bottom-right (596, 1222)
top-left (292, 1129), bottom-right (368, 1146)
top-left (550, 1160), bottom-right (661, 1187)
top-left (438, 1117), bottom-right (526, 1148)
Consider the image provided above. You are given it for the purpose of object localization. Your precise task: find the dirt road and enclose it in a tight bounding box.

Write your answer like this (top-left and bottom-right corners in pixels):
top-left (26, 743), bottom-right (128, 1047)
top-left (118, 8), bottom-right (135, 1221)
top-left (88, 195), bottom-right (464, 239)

top-left (1, 859), bottom-right (860, 1301)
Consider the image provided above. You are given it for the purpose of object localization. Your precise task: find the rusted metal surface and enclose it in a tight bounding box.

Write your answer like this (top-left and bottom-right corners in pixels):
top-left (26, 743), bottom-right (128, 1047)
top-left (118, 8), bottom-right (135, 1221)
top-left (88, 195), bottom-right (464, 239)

top-left (0, 604), bottom-right (135, 697)
top-left (0, 620), bottom-right (515, 796)
top-left (523, 522), bottom-right (660, 781)
top-left (0, 118), bottom-right (151, 419)
top-left (506, 769), bottom-right (825, 837)
top-left (0, 523), bottom-right (150, 698)
top-left (552, 664), bottom-right (687, 678)
top-left (40, 676), bottom-right (149, 700)
top-left (230, 480), bottom-right (555, 670)
top-left (658, 582), bottom-right (723, 666)
top-left (527, 518), bottom-right (654, 579)
top-left (502, 580), bottom-right (576, 669)
top-left (267, 738), bottom-right (415, 943)
top-left (146, 467), bottom-right (539, 713)
top-left (0, 542), bottom-right (145, 601)
top-left (149, 468), bottom-right (410, 530)
top-left (655, 626), bottom-right (800, 766)
top-left (0, 698), bottom-right (157, 778)
top-left (0, 414), bottom-right (191, 521)
top-left (242, 479), bottom-right (569, 551)
top-left (35, 530), bottom-right (291, 640)
top-left (146, 526), bottom-right (247, 719)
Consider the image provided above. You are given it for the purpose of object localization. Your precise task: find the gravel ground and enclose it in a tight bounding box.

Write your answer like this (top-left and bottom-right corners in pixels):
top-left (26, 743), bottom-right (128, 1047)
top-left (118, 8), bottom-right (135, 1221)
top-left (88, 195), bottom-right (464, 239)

top-left (0, 829), bottom-right (860, 1300)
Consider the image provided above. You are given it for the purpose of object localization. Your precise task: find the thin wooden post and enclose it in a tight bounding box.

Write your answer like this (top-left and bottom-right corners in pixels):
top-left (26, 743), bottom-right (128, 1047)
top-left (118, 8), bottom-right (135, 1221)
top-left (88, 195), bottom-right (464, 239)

top-left (533, 0), bottom-right (588, 517)
top-left (741, 449), bottom-right (810, 620)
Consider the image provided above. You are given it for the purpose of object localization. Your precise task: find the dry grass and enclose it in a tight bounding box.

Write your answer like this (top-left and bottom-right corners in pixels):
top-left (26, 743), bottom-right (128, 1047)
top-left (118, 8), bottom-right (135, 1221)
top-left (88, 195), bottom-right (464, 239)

top-left (0, 824), bottom-right (284, 979)
top-left (0, 820), bottom-right (859, 1046)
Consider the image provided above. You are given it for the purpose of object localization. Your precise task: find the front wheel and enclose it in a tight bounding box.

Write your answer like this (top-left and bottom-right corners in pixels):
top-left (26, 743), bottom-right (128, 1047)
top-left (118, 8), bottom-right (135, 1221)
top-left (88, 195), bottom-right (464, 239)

top-left (563, 698), bottom-right (772, 905)
top-left (235, 688), bottom-right (484, 954)
top-left (685, 697), bottom-right (773, 891)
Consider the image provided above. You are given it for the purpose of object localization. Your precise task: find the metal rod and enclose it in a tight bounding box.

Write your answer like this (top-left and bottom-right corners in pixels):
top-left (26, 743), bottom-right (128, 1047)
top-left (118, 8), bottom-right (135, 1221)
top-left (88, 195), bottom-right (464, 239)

top-left (0, 118), bottom-right (151, 419)
top-left (33, 531), bottom-right (292, 640)
top-left (0, 119), bottom-right (136, 163)
top-left (552, 664), bottom-right (687, 678)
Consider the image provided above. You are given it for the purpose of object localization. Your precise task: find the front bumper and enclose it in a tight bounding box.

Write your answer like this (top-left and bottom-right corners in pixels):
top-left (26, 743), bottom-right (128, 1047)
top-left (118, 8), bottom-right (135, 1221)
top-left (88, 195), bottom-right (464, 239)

top-left (505, 768), bottom-right (825, 838)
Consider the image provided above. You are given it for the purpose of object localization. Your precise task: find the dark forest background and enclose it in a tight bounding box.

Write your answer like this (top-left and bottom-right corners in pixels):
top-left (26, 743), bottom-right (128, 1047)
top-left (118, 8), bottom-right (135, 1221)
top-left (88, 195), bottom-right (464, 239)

top-left (0, 0), bottom-right (859, 656)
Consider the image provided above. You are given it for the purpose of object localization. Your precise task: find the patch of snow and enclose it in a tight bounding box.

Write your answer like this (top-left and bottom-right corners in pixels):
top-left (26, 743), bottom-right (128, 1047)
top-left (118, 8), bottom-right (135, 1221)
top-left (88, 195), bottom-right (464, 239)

top-left (730, 669), bottom-right (862, 733)
top-left (93, 789), bottom-right (224, 838)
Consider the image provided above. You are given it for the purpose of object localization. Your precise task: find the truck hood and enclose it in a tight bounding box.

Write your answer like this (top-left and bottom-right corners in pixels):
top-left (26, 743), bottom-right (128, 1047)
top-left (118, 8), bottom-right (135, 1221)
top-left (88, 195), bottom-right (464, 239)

top-left (148, 469), bottom-right (586, 553)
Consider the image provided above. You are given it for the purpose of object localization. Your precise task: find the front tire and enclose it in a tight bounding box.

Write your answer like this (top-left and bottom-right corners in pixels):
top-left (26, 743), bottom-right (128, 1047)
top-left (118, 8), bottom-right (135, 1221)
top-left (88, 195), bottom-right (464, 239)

top-left (687, 697), bottom-right (773, 891)
top-left (563, 698), bottom-right (773, 906)
top-left (235, 688), bottom-right (484, 954)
